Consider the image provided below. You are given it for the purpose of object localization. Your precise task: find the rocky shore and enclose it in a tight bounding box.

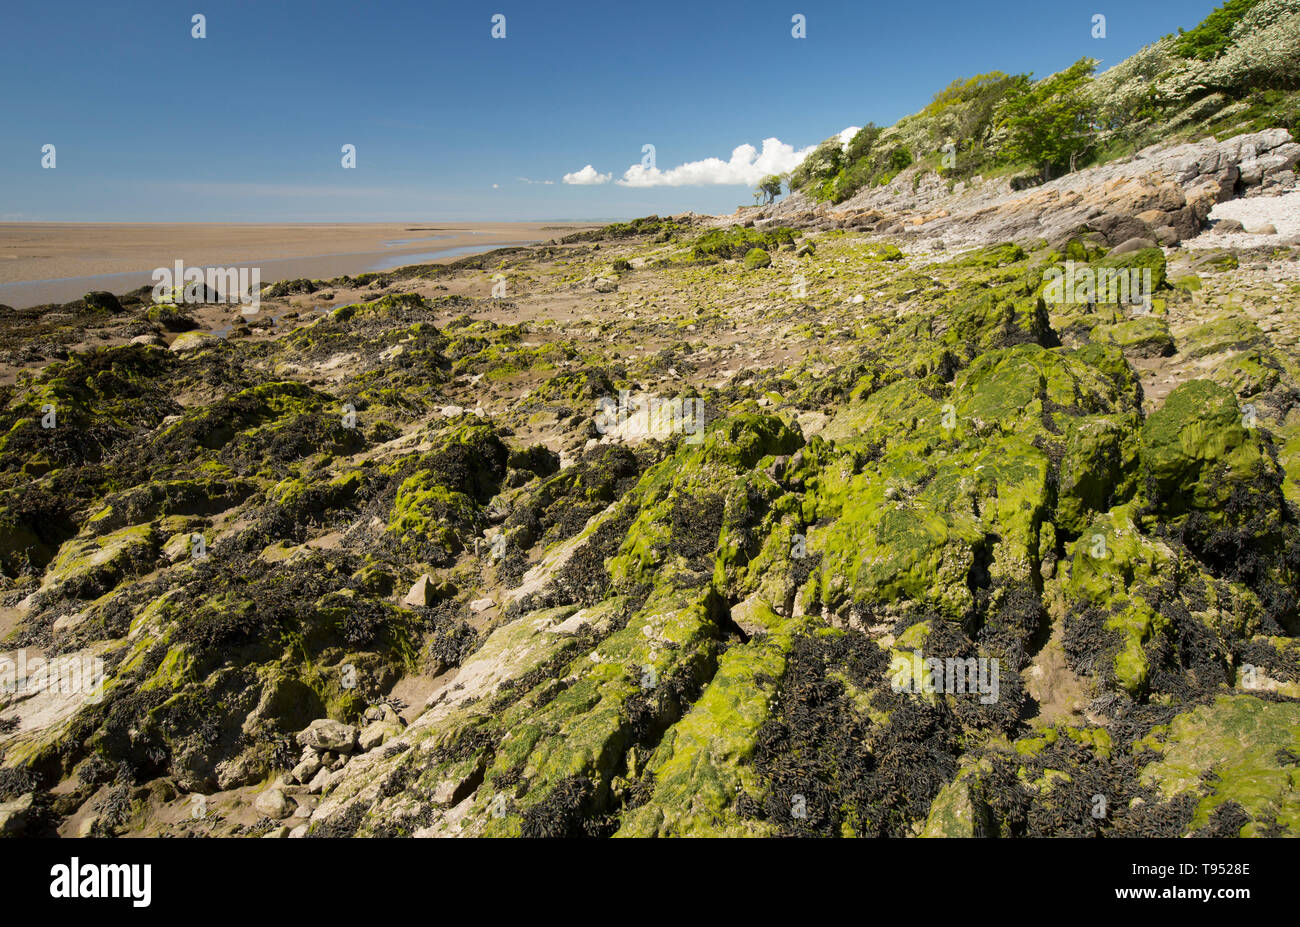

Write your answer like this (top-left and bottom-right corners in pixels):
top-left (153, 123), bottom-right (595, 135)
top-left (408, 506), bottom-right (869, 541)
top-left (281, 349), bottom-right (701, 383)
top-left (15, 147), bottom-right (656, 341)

top-left (1, 121), bottom-right (1298, 836)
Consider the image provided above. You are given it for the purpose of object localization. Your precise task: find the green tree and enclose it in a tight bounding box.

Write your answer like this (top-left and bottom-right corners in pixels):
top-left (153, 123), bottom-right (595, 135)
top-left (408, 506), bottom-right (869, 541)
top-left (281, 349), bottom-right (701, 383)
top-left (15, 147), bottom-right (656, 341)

top-left (843, 123), bottom-right (882, 162)
top-left (753, 174), bottom-right (785, 205)
top-left (924, 72), bottom-right (1024, 144)
top-left (997, 58), bottom-right (1098, 180)
top-left (788, 138), bottom-right (843, 191)
top-left (1172, 0), bottom-right (1261, 60)
top-left (1098, 83), bottom-right (1164, 156)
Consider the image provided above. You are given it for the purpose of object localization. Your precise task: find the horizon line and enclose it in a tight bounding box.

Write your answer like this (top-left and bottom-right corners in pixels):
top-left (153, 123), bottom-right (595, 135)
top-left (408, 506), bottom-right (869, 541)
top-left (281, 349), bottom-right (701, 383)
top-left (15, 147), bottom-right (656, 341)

top-left (0, 217), bottom-right (640, 226)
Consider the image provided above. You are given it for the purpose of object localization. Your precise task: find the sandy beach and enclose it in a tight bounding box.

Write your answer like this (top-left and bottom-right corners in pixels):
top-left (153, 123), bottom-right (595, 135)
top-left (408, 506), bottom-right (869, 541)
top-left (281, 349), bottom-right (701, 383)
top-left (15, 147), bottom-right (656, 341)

top-left (0, 222), bottom-right (596, 307)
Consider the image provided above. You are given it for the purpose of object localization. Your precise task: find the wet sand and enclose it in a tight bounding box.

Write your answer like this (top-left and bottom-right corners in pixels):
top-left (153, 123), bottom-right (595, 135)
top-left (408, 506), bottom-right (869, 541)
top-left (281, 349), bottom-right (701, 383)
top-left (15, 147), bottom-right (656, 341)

top-left (0, 222), bottom-right (596, 308)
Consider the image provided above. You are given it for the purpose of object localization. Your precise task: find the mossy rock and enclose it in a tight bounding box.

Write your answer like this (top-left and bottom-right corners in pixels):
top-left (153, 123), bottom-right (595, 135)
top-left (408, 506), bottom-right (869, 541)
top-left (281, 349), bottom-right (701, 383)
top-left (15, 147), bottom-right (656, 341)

top-left (41, 523), bottom-right (160, 599)
top-left (863, 242), bottom-right (904, 262)
top-left (953, 343), bottom-right (1138, 437)
top-left (607, 414), bottom-right (801, 588)
top-left (920, 765), bottom-right (993, 837)
top-left (82, 291), bottom-right (123, 315)
top-left (1066, 504), bottom-right (1177, 694)
top-left (0, 516), bottom-right (55, 577)
top-left (0, 344), bottom-right (180, 472)
top-left (1181, 316), bottom-right (1267, 360)
top-left (1190, 250), bottom-right (1239, 274)
top-left (816, 469), bottom-right (987, 618)
top-left (387, 472), bottom-right (477, 561)
top-left (169, 331), bottom-right (215, 353)
top-left (1060, 237), bottom-right (1106, 262)
top-left (1208, 348), bottom-right (1283, 398)
top-left (742, 248), bottom-right (772, 270)
top-left (1139, 379), bottom-right (1269, 518)
top-left (691, 227), bottom-right (794, 261)
top-left (87, 476), bottom-right (256, 536)
top-left (941, 291), bottom-right (1050, 353)
top-left (1278, 424), bottom-right (1300, 510)
top-left (1135, 695), bottom-right (1300, 835)
top-left (1093, 247), bottom-right (1167, 292)
top-left (260, 278), bottom-right (320, 299)
top-left (477, 586), bottom-right (722, 837)
top-left (1056, 415), bottom-right (1139, 536)
top-left (617, 602), bottom-right (805, 837)
top-left (145, 304), bottom-right (198, 332)
top-left (947, 243), bottom-right (1026, 269)
top-left (1090, 317), bottom-right (1174, 358)
top-left (823, 378), bottom-right (944, 447)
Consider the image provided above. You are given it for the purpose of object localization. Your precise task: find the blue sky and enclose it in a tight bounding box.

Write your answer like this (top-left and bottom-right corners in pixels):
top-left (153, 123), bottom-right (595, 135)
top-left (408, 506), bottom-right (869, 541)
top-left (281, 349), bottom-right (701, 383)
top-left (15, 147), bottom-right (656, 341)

top-left (0, 0), bottom-right (1222, 221)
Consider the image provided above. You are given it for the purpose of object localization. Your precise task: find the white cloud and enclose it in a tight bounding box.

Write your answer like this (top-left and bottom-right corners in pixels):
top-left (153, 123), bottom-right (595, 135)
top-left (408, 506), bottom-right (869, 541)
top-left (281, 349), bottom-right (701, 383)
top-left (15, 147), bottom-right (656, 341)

top-left (516, 176), bottom-right (555, 185)
top-left (562, 165), bottom-right (612, 185)
top-left (613, 132), bottom-right (858, 187)
top-left (557, 129), bottom-right (859, 190)
top-left (615, 139), bottom-right (803, 188)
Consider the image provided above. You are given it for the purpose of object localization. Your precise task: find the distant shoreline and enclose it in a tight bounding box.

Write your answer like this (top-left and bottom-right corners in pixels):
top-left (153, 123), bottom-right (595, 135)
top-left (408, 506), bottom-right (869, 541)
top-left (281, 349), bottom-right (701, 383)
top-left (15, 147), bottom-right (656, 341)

top-left (0, 221), bottom-right (601, 308)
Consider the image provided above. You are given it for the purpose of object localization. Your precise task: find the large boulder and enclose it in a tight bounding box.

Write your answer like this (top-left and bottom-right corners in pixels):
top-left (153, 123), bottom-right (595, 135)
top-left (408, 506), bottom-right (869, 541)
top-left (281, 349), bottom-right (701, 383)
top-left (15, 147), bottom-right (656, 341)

top-left (1090, 317), bottom-right (1174, 358)
top-left (1139, 379), bottom-right (1269, 517)
top-left (254, 787), bottom-right (294, 820)
top-left (296, 719), bottom-right (359, 754)
top-left (82, 291), bottom-right (123, 314)
top-left (1093, 246), bottom-right (1168, 292)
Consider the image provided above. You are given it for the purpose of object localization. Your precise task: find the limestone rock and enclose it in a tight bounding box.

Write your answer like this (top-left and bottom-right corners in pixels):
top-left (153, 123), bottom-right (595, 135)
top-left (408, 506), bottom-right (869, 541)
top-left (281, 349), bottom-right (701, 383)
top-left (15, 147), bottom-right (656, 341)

top-left (730, 594), bottom-right (780, 637)
top-left (291, 754), bottom-right (322, 784)
top-left (1108, 236), bottom-right (1157, 256)
top-left (254, 788), bottom-right (294, 820)
top-left (359, 720), bottom-right (403, 752)
top-left (306, 768), bottom-right (332, 795)
top-left (0, 793), bottom-right (33, 835)
top-left (215, 754), bottom-right (265, 790)
top-left (403, 573), bottom-right (438, 607)
top-left (363, 704), bottom-right (404, 725)
top-left (169, 331), bottom-right (214, 352)
top-left (297, 719), bottom-right (359, 754)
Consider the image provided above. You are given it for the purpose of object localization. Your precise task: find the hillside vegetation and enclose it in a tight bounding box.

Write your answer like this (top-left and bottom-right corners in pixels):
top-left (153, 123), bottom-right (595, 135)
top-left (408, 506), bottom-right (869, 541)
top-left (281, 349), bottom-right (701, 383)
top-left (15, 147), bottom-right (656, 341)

top-left (787, 0), bottom-right (1300, 203)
